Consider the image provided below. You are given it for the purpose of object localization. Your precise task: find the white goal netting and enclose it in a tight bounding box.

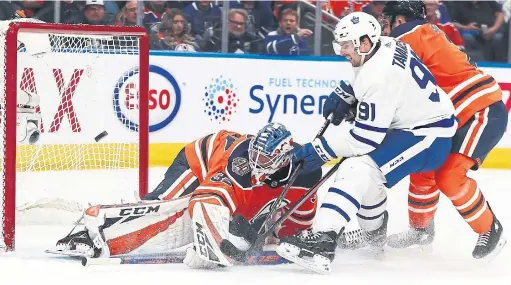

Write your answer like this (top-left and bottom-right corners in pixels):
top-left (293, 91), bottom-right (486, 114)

top-left (0, 19), bottom-right (148, 251)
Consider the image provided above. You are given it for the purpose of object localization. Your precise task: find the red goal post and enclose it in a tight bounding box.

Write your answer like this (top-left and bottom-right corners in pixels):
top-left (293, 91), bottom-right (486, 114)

top-left (1, 20), bottom-right (149, 251)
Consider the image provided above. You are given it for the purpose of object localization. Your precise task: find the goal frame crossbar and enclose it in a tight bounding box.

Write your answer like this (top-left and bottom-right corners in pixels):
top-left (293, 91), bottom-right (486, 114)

top-left (2, 21), bottom-right (150, 251)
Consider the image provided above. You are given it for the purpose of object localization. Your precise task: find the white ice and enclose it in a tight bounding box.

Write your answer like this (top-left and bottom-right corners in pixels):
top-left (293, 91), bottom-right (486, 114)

top-left (0, 167), bottom-right (509, 285)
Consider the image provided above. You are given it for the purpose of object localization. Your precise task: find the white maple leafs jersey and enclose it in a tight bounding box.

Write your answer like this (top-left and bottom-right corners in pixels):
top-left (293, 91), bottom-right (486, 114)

top-left (324, 36), bottom-right (457, 157)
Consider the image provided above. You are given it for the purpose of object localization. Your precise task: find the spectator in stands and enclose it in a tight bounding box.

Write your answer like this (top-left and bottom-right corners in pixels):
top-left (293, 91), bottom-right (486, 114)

top-left (231, 1), bottom-right (276, 36)
top-left (152, 9), bottom-right (200, 52)
top-left (448, 1), bottom-right (506, 62)
top-left (362, 1), bottom-right (386, 20)
top-left (32, 0), bottom-right (83, 23)
top-left (328, 0), bottom-right (371, 19)
top-left (203, 9), bottom-right (262, 54)
top-left (182, 1), bottom-right (222, 38)
top-left (430, 0), bottom-right (452, 24)
top-left (264, 8), bottom-right (311, 55)
top-left (0, 2), bottom-right (22, 20)
top-left (143, 1), bottom-right (168, 27)
top-left (425, 0), bottom-right (464, 49)
top-left (64, 0), bottom-right (115, 25)
top-left (116, 1), bottom-right (137, 26)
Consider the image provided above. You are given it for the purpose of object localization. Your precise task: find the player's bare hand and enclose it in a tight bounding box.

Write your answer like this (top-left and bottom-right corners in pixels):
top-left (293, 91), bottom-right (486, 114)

top-left (297, 29), bottom-right (313, 39)
top-left (483, 27), bottom-right (497, 40)
top-left (464, 22), bottom-right (480, 31)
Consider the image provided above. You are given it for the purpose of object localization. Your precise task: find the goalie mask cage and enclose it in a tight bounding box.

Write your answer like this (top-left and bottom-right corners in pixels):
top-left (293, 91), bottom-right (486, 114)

top-left (0, 21), bottom-right (149, 251)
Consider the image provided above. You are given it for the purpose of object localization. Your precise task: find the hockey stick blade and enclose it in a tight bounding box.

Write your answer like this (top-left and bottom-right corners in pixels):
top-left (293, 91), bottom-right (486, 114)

top-left (222, 158), bottom-right (344, 262)
top-left (82, 251), bottom-right (290, 266)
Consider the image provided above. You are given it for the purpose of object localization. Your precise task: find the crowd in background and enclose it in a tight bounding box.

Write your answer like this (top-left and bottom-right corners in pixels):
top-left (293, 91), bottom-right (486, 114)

top-left (1, 0), bottom-right (510, 62)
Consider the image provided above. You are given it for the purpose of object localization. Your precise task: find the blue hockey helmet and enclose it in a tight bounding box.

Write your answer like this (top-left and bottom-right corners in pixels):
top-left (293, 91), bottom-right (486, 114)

top-left (249, 123), bottom-right (294, 182)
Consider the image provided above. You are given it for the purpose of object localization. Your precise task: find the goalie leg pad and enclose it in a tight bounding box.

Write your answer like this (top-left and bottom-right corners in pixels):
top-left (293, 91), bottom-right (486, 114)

top-left (192, 202), bottom-right (233, 267)
top-left (82, 196), bottom-right (192, 256)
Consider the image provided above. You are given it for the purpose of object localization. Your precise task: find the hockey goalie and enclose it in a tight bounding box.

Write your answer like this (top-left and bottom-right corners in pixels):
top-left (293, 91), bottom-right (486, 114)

top-left (50, 123), bottom-right (322, 268)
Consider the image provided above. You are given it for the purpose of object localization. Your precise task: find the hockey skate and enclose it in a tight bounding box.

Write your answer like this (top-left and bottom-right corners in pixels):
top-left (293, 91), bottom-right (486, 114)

top-left (47, 229), bottom-right (102, 258)
top-left (45, 213), bottom-right (107, 258)
top-left (276, 228), bottom-right (338, 274)
top-left (338, 210), bottom-right (389, 254)
top-left (386, 221), bottom-right (435, 252)
top-left (472, 214), bottom-right (507, 261)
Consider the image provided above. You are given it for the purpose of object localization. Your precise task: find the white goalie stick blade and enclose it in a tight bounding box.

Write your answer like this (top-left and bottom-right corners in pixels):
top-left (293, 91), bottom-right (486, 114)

top-left (192, 202), bottom-right (233, 266)
top-left (276, 242), bottom-right (331, 274)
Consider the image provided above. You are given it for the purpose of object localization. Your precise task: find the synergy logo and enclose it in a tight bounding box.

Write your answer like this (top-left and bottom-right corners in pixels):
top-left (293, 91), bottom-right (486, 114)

top-left (113, 65), bottom-right (181, 132)
top-left (203, 75), bottom-right (239, 123)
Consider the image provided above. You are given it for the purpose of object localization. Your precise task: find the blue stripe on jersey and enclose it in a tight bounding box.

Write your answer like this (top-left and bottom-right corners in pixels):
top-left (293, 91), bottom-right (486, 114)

top-left (356, 212), bottom-right (385, 220)
top-left (355, 122), bottom-right (388, 133)
top-left (452, 77), bottom-right (495, 106)
top-left (389, 19), bottom-right (427, 39)
top-left (360, 197), bottom-right (387, 210)
top-left (413, 115), bottom-right (457, 130)
top-left (319, 136), bottom-right (338, 158)
top-left (328, 187), bottom-right (361, 209)
top-left (350, 129), bottom-right (380, 148)
top-left (321, 203), bottom-right (351, 222)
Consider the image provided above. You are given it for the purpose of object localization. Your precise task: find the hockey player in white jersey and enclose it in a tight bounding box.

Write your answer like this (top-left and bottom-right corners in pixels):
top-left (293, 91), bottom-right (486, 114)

top-left (275, 12), bottom-right (457, 273)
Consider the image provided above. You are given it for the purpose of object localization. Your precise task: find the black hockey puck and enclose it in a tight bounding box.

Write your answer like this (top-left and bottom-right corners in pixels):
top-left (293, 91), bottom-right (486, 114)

top-left (94, 131), bottom-right (108, 142)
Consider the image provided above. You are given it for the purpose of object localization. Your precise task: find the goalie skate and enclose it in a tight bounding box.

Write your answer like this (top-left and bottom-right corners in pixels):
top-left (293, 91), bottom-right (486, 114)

top-left (46, 229), bottom-right (103, 258)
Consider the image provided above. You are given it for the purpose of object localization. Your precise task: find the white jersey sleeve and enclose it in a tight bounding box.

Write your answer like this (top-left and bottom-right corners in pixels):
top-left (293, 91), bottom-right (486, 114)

top-left (323, 36), bottom-right (457, 158)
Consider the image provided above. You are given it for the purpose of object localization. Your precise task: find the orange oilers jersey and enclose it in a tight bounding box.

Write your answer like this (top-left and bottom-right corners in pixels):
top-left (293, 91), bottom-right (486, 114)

top-left (390, 20), bottom-right (502, 127)
top-left (183, 130), bottom-right (322, 238)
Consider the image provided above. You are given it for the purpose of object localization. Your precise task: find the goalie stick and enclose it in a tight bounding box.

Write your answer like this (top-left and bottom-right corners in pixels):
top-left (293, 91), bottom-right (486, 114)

top-left (81, 250), bottom-right (291, 266)
top-left (221, 158), bottom-right (345, 262)
top-left (256, 114), bottom-right (334, 236)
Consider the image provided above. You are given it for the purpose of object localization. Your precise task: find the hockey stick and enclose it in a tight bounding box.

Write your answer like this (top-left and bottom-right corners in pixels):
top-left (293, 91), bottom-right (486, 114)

top-left (256, 115), bottom-right (333, 236)
top-left (221, 158), bottom-right (346, 262)
top-left (82, 250), bottom-right (291, 266)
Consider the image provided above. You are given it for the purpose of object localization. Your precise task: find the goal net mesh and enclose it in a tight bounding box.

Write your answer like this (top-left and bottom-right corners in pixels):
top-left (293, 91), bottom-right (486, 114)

top-left (0, 19), bottom-right (148, 250)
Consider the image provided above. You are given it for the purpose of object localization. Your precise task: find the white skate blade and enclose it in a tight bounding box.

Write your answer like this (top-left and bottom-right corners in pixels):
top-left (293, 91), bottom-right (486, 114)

top-left (44, 249), bottom-right (90, 258)
top-left (385, 242), bottom-right (433, 254)
top-left (476, 233), bottom-right (507, 263)
top-left (276, 243), bottom-right (331, 274)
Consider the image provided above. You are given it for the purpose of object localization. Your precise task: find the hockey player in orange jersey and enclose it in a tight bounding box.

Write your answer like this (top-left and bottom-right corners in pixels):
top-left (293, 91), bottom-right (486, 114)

top-left (358, 1), bottom-right (506, 260)
top-left (49, 123), bottom-right (322, 268)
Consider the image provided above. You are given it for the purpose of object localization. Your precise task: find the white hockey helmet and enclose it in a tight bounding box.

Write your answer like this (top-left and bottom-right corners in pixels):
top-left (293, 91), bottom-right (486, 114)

top-left (333, 12), bottom-right (381, 56)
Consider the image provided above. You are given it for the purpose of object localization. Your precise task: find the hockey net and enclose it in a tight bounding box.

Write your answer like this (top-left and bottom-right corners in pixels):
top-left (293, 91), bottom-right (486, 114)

top-left (0, 19), bottom-right (149, 251)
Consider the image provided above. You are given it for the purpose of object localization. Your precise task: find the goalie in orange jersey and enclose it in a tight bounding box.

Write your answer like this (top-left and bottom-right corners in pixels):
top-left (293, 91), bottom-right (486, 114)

top-left (49, 122), bottom-right (322, 268)
top-left (339, 1), bottom-right (508, 260)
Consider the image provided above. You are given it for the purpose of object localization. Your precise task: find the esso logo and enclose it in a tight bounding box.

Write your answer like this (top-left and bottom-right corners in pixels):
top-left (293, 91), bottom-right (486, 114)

top-left (113, 65), bottom-right (181, 132)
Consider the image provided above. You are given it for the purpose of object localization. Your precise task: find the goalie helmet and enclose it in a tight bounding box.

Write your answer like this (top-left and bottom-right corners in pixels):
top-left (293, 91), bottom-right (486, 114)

top-left (249, 123), bottom-right (294, 183)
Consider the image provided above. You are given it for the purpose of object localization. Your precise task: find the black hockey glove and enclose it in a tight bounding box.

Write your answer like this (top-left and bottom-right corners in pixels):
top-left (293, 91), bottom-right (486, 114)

top-left (220, 214), bottom-right (258, 262)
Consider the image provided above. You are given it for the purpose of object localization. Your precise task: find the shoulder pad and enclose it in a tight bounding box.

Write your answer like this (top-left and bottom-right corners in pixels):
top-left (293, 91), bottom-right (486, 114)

top-left (390, 20), bottom-right (427, 39)
top-left (225, 139), bottom-right (252, 190)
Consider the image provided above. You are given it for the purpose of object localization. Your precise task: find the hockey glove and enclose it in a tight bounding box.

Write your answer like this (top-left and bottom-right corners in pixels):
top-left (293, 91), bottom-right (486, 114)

top-left (323, 80), bottom-right (356, 126)
top-left (220, 214), bottom-right (258, 262)
top-left (292, 137), bottom-right (337, 173)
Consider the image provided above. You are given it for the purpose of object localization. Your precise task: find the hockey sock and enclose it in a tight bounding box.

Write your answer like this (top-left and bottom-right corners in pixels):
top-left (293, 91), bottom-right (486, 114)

top-left (408, 171), bottom-right (439, 229)
top-left (436, 154), bottom-right (494, 234)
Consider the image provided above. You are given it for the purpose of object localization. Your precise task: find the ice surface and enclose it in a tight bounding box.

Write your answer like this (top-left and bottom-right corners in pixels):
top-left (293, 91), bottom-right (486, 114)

top-left (0, 167), bottom-right (509, 284)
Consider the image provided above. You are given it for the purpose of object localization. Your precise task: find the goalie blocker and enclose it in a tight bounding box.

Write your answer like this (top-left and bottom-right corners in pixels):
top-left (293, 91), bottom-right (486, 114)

top-left (51, 123), bottom-right (322, 268)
